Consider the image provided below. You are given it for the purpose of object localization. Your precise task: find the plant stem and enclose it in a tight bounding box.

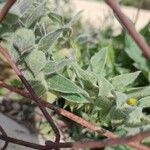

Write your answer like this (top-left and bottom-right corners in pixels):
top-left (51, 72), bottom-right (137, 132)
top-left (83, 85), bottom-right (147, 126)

top-left (0, 81), bottom-right (148, 150)
top-left (105, 0), bottom-right (150, 59)
top-left (0, 46), bottom-right (61, 143)
top-left (0, 0), bottom-right (17, 22)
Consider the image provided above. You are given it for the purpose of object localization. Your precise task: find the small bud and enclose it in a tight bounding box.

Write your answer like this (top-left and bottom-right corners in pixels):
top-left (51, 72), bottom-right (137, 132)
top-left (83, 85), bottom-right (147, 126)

top-left (127, 98), bottom-right (137, 106)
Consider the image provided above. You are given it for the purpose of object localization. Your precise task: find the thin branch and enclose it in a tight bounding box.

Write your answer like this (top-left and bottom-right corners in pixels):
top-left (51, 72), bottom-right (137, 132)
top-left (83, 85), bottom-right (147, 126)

top-left (0, 81), bottom-right (148, 150)
top-left (0, 134), bottom-right (46, 150)
top-left (0, 127), bottom-right (150, 150)
top-left (0, 0), bottom-right (17, 22)
top-left (105, 0), bottom-right (150, 59)
top-left (134, 0), bottom-right (143, 25)
top-left (0, 125), bottom-right (8, 150)
top-left (0, 46), bottom-right (61, 143)
top-left (0, 80), bottom-right (110, 136)
top-left (0, 0), bottom-right (149, 149)
top-left (71, 129), bottom-right (150, 149)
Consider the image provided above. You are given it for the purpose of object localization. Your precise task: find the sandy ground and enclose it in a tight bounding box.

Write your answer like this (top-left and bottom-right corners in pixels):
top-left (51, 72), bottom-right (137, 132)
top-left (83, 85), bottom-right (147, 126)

top-left (72, 0), bottom-right (150, 31)
top-left (0, 113), bottom-right (39, 150)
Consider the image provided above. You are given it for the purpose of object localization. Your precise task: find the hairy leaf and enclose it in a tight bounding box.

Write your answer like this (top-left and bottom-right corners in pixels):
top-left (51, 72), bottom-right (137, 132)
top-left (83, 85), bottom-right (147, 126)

top-left (62, 93), bottom-right (90, 103)
top-left (115, 92), bottom-right (128, 108)
top-left (44, 59), bottom-right (72, 75)
top-left (127, 86), bottom-right (150, 99)
top-left (72, 63), bottom-right (97, 87)
top-left (21, 1), bottom-right (47, 27)
top-left (12, 28), bottom-right (35, 54)
top-left (111, 71), bottom-right (141, 91)
top-left (138, 96), bottom-right (150, 108)
top-left (25, 49), bottom-right (46, 75)
top-left (125, 34), bottom-right (150, 80)
top-left (98, 77), bottom-right (113, 96)
top-left (47, 73), bottom-right (88, 96)
top-left (0, 3), bottom-right (21, 25)
top-left (31, 80), bottom-right (47, 97)
top-left (48, 12), bottom-right (63, 25)
top-left (125, 107), bottom-right (146, 126)
top-left (89, 48), bottom-right (108, 75)
top-left (68, 11), bottom-right (83, 26)
top-left (38, 28), bottom-right (66, 52)
top-left (109, 106), bottom-right (127, 126)
top-left (95, 97), bottom-right (113, 124)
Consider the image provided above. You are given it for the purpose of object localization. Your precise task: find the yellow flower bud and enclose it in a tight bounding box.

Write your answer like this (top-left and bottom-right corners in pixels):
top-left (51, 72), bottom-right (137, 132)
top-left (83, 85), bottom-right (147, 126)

top-left (127, 98), bottom-right (137, 106)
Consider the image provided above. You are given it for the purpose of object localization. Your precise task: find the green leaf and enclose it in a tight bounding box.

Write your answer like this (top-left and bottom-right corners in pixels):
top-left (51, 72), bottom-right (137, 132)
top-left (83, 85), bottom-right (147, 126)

top-left (25, 49), bottom-right (46, 75)
top-left (67, 11), bottom-right (83, 26)
top-left (31, 80), bottom-right (47, 97)
top-left (111, 71), bottom-right (141, 91)
top-left (95, 97), bottom-right (113, 124)
top-left (98, 77), bottom-right (113, 96)
top-left (48, 12), bottom-right (63, 24)
top-left (23, 69), bottom-right (34, 80)
top-left (17, 0), bottom-right (32, 15)
top-left (125, 34), bottom-right (150, 73)
top-left (38, 28), bottom-right (66, 52)
top-left (12, 28), bottom-right (35, 54)
top-left (1, 4), bottom-right (21, 25)
top-left (138, 96), bottom-right (150, 108)
top-left (125, 107), bottom-right (145, 126)
top-left (109, 106), bottom-right (127, 126)
top-left (105, 145), bottom-right (133, 150)
top-left (47, 73), bottom-right (88, 96)
top-left (106, 46), bottom-right (115, 66)
top-left (22, 1), bottom-right (47, 27)
top-left (89, 48), bottom-right (108, 75)
top-left (44, 59), bottom-right (72, 75)
top-left (115, 92), bottom-right (128, 108)
top-left (40, 121), bottom-right (52, 134)
top-left (123, 124), bottom-right (150, 135)
top-left (62, 93), bottom-right (90, 103)
top-left (1, 40), bottom-right (20, 61)
top-left (127, 86), bottom-right (150, 99)
top-left (72, 63), bottom-right (97, 87)
top-left (38, 15), bottom-right (54, 34)
top-left (142, 136), bottom-right (150, 146)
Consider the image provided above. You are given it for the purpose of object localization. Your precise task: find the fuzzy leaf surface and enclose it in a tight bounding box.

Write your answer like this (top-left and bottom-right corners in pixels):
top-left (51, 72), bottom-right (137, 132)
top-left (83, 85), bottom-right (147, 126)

top-left (12, 28), bottom-right (35, 54)
top-left (111, 71), bottom-right (141, 91)
top-left (25, 49), bottom-right (46, 75)
top-left (47, 73), bottom-right (88, 96)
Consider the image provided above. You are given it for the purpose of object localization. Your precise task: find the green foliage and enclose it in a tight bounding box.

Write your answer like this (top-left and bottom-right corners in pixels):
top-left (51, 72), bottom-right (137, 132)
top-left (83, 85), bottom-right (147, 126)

top-left (138, 96), bottom-right (150, 108)
top-left (38, 28), bottom-right (67, 52)
top-left (89, 47), bottom-right (108, 75)
top-left (25, 49), bottom-right (46, 75)
top-left (124, 35), bottom-right (150, 81)
top-left (44, 59), bottom-right (72, 75)
top-left (47, 73), bottom-right (88, 96)
top-left (105, 145), bottom-right (134, 150)
top-left (111, 71), bottom-right (141, 91)
top-left (12, 28), bottom-right (35, 54)
top-left (1, 0), bottom-right (150, 149)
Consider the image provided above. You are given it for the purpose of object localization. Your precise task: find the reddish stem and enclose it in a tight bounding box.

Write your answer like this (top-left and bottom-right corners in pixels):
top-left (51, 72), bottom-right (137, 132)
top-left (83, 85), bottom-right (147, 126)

top-left (0, 81), bottom-right (148, 150)
top-left (0, 134), bottom-right (46, 150)
top-left (0, 80), bottom-right (113, 137)
top-left (0, 0), bottom-right (17, 22)
top-left (0, 46), bottom-right (61, 143)
top-left (105, 0), bottom-right (150, 59)
top-left (0, 126), bottom-right (150, 150)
